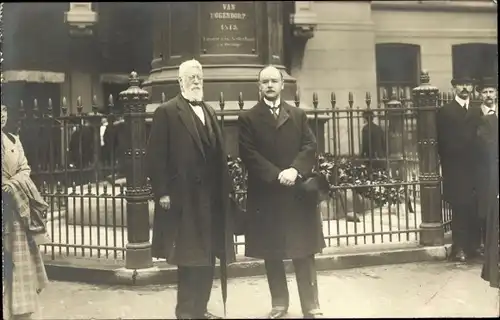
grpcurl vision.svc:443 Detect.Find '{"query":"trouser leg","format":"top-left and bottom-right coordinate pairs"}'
top-left (264, 259), bottom-right (289, 309)
top-left (466, 203), bottom-right (481, 254)
top-left (293, 255), bottom-right (320, 314)
top-left (176, 264), bottom-right (215, 318)
top-left (176, 267), bottom-right (195, 318)
top-left (193, 263), bottom-right (215, 316)
top-left (451, 204), bottom-right (469, 251)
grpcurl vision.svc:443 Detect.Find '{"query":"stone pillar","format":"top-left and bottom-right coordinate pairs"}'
top-left (119, 72), bottom-right (153, 269)
top-left (143, 1), bottom-right (296, 105)
top-left (290, 1), bottom-right (376, 107)
top-left (412, 71), bottom-right (444, 246)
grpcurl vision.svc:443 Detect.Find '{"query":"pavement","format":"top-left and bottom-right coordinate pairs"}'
top-left (34, 261), bottom-right (499, 319)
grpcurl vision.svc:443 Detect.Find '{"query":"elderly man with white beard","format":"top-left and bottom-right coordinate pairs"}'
top-left (146, 59), bottom-right (236, 319)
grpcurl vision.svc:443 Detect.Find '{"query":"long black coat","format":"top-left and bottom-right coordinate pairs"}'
top-left (437, 100), bottom-right (482, 206)
top-left (361, 122), bottom-right (386, 170)
top-left (477, 111), bottom-right (499, 288)
top-left (361, 122), bottom-right (386, 159)
top-left (146, 94), bottom-right (236, 267)
top-left (238, 101), bottom-right (326, 260)
top-left (69, 125), bottom-right (95, 168)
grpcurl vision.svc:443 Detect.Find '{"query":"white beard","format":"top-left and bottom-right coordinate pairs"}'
top-left (183, 87), bottom-right (204, 102)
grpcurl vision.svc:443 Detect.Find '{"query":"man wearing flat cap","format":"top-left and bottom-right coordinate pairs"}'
top-left (475, 76), bottom-right (499, 288)
top-left (437, 75), bottom-right (484, 262)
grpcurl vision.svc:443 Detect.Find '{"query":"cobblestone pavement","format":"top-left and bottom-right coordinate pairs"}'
top-left (34, 261), bottom-right (499, 319)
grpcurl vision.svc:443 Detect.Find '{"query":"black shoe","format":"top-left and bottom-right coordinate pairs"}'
top-left (268, 307), bottom-right (288, 319)
top-left (450, 248), bottom-right (467, 262)
top-left (201, 312), bottom-right (223, 319)
top-left (303, 308), bottom-right (323, 318)
top-left (466, 244), bottom-right (485, 259)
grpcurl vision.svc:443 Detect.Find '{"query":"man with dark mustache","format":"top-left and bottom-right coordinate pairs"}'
top-left (437, 75), bottom-right (483, 262)
top-left (238, 66), bottom-right (325, 319)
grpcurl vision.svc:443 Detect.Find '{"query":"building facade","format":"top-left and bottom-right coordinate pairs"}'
top-left (2, 1), bottom-right (497, 117)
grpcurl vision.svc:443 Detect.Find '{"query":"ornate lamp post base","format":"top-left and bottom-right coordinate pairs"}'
top-left (114, 266), bottom-right (160, 285)
top-left (419, 222), bottom-right (445, 246)
top-left (125, 242), bottom-right (154, 270)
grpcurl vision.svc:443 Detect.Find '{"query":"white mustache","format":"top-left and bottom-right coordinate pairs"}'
top-left (184, 88), bottom-right (204, 102)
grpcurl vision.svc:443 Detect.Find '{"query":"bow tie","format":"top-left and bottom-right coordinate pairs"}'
top-left (189, 100), bottom-right (202, 106)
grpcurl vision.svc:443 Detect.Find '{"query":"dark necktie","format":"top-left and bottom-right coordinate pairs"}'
top-left (189, 100), bottom-right (202, 106)
top-left (463, 103), bottom-right (467, 111)
top-left (270, 104), bottom-right (279, 119)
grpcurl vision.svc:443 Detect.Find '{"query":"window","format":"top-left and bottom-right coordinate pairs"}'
top-left (376, 44), bottom-right (421, 103)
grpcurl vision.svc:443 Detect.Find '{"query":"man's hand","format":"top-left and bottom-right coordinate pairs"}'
top-left (159, 195), bottom-right (171, 210)
top-left (2, 184), bottom-right (12, 194)
top-left (278, 168), bottom-right (299, 187)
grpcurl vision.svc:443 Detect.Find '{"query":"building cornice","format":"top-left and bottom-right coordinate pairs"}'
top-left (375, 28), bottom-right (497, 39)
top-left (290, 1), bottom-right (317, 40)
top-left (371, 1), bottom-right (497, 13)
top-left (3, 70), bottom-right (65, 83)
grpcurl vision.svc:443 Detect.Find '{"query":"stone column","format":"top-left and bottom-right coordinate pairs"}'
top-left (412, 71), bottom-right (444, 246)
top-left (143, 1), bottom-right (296, 104)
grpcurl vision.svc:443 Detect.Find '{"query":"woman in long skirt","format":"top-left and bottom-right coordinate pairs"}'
top-left (2, 104), bottom-right (49, 319)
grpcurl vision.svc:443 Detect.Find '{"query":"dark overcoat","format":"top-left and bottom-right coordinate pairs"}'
top-left (69, 125), bottom-right (95, 168)
top-left (361, 122), bottom-right (386, 170)
top-left (238, 100), bottom-right (326, 260)
top-left (361, 122), bottom-right (386, 159)
top-left (476, 111), bottom-right (499, 288)
top-left (436, 100), bottom-right (482, 206)
top-left (146, 94), bottom-right (236, 267)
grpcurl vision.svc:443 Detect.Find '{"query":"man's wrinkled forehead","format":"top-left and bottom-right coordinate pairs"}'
top-left (183, 66), bottom-right (203, 77)
top-left (481, 87), bottom-right (497, 92)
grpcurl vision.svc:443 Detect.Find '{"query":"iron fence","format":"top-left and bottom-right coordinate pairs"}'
top-left (9, 71), bottom-right (448, 264)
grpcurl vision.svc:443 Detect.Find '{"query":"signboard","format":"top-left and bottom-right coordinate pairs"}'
top-left (200, 2), bottom-right (257, 55)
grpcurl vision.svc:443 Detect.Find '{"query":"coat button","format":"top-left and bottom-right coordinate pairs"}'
top-left (195, 176), bottom-right (201, 183)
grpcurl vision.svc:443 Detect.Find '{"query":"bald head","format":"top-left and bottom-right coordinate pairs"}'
top-left (258, 65), bottom-right (284, 101)
top-left (258, 66), bottom-right (283, 82)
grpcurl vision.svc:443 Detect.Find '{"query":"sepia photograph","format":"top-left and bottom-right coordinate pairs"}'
top-left (1, 1), bottom-right (498, 319)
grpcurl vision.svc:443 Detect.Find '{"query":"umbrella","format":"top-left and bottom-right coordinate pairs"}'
top-left (219, 194), bottom-right (241, 318)
top-left (220, 254), bottom-right (228, 318)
